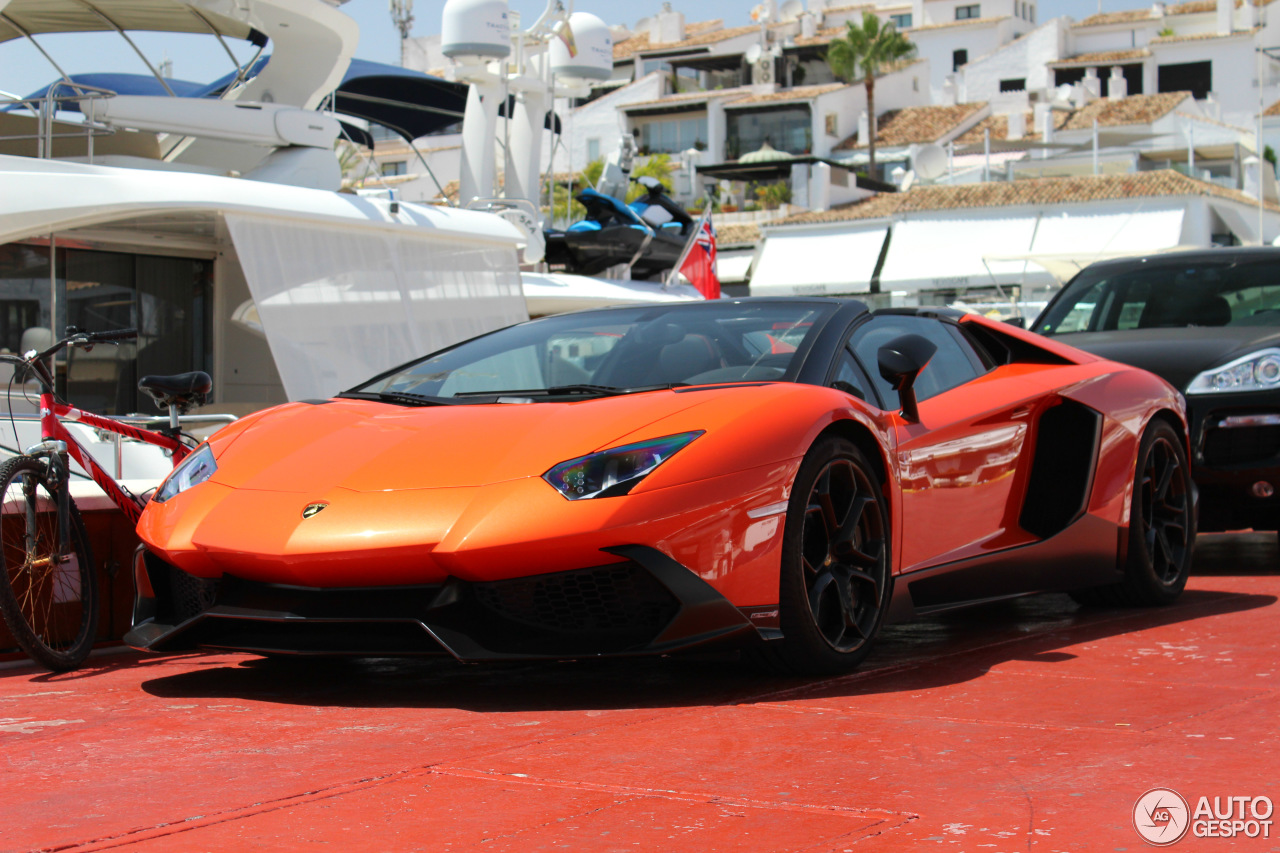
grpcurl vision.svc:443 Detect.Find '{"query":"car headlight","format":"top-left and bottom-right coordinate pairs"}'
top-left (153, 444), bottom-right (217, 503)
top-left (543, 431), bottom-right (703, 500)
top-left (1186, 348), bottom-right (1280, 395)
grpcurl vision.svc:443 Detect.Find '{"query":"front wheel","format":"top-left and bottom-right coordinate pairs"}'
top-left (1073, 420), bottom-right (1193, 607)
top-left (757, 436), bottom-right (893, 676)
top-left (0, 456), bottom-right (97, 671)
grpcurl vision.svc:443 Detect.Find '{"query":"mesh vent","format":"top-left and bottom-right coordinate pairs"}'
top-left (1204, 425), bottom-right (1280, 467)
top-left (473, 562), bottom-right (678, 637)
top-left (168, 566), bottom-right (217, 623)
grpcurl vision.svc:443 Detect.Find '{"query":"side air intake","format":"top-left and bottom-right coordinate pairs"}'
top-left (1019, 398), bottom-right (1102, 539)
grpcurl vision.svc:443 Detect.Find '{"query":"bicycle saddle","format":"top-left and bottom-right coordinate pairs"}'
top-left (138, 372), bottom-right (212, 412)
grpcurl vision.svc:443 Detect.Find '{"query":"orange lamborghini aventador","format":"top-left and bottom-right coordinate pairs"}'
top-left (125, 299), bottom-right (1195, 674)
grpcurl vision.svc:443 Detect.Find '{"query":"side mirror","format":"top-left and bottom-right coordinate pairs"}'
top-left (877, 333), bottom-right (937, 422)
top-left (1003, 315), bottom-right (1026, 329)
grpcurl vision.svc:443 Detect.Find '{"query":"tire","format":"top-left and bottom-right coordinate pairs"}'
top-left (1072, 420), bottom-right (1193, 608)
top-left (0, 457), bottom-right (97, 671)
top-left (756, 436), bottom-right (893, 676)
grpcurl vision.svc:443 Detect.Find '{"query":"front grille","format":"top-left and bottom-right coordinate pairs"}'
top-left (169, 567), bottom-right (218, 622)
top-left (1203, 424), bottom-right (1280, 467)
top-left (473, 562), bottom-right (678, 637)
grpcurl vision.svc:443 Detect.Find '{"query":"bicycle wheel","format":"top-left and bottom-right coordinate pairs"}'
top-left (0, 456), bottom-right (97, 671)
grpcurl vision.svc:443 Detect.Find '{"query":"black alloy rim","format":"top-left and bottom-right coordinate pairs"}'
top-left (801, 458), bottom-right (888, 652)
top-left (1141, 436), bottom-right (1189, 585)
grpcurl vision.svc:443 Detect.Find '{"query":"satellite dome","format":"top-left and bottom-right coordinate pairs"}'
top-left (550, 12), bottom-right (612, 83)
top-left (442, 0), bottom-right (511, 62)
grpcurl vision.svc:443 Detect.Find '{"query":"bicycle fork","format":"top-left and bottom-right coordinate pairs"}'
top-left (23, 439), bottom-right (74, 589)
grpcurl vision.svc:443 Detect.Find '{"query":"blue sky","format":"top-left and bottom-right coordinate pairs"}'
top-left (1, 0), bottom-right (1148, 99)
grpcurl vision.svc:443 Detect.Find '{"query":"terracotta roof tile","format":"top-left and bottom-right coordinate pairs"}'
top-left (1150, 26), bottom-right (1259, 44)
top-left (1165, 0), bottom-right (1217, 13)
top-left (1048, 48), bottom-right (1151, 67)
top-left (715, 222), bottom-right (761, 246)
top-left (792, 26), bottom-right (844, 47)
top-left (835, 102), bottom-right (987, 150)
top-left (1058, 91), bottom-right (1190, 130)
top-left (773, 170), bottom-right (1280, 226)
top-left (613, 23), bottom-right (759, 60)
top-left (726, 82), bottom-right (853, 106)
top-left (1076, 0), bottom-right (1233, 27)
top-left (1265, 97), bottom-right (1280, 116)
top-left (1075, 8), bottom-right (1152, 27)
top-left (953, 110), bottom-right (1070, 145)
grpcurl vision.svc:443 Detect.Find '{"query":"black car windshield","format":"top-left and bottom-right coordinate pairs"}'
top-left (349, 301), bottom-right (833, 401)
top-left (1036, 257), bottom-right (1280, 335)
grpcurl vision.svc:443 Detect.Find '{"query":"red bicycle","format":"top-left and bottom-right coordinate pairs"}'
top-left (0, 327), bottom-right (220, 670)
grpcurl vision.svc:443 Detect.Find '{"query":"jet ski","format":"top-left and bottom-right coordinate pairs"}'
top-left (545, 176), bottom-right (695, 279)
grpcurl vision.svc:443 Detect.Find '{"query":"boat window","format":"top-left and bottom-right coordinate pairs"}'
top-left (0, 244), bottom-right (212, 415)
top-left (1037, 259), bottom-right (1280, 335)
top-left (354, 301), bottom-right (835, 401)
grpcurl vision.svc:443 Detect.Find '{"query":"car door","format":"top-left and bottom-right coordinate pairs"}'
top-left (846, 314), bottom-right (1044, 573)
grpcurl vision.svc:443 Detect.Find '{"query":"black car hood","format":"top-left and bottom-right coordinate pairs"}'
top-left (1055, 327), bottom-right (1280, 391)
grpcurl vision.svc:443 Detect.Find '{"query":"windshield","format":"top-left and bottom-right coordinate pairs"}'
top-left (350, 301), bottom-right (833, 402)
top-left (1037, 258), bottom-right (1280, 335)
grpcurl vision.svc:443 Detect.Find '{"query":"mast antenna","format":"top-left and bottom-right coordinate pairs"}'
top-left (390, 0), bottom-right (415, 41)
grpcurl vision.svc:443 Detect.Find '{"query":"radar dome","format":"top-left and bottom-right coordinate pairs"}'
top-left (550, 12), bottom-right (612, 84)
top-left (442, 0), bottom-right (511, 62)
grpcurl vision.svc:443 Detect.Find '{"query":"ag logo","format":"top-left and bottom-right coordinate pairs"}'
top-left (302, 502), bottom-right (328, 519)
top-left (1134, 787), bottom-right (1190, 846)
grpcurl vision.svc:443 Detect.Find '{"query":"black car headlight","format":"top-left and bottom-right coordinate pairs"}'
top-left (1186, 348), bottom-right (1280, 395)
top-left (153, 444), bottom-right (217, 503)
top-left (543, 431), bottom-right (703, 500)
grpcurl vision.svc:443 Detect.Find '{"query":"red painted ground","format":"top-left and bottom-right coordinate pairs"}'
top-left (2, 533), bottom-right (1277, 852)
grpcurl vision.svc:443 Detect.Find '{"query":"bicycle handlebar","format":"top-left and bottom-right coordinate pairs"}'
top-left (82, 329), bottom-right (137, 344)
top-left (35, 327), bottom-right (137, 363)
top-left (0, 328), bottom-right (138, 392)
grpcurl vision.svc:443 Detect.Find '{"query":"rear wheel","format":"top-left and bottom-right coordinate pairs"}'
top-left (757, 436), bottom-right (892, 676)
top-left (1072, 420), bottom-right (1193, 607)
top-left (0, 457), bottom-right (97, 671)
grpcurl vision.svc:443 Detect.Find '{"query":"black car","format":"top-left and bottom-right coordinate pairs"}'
top-left (1035, 247), bottom-right (1280, 534)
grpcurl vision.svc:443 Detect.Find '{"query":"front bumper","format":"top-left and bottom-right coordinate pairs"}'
top-left (1189, 397), bottom-right (1280, 531)
top-left (123, 545), bottom-right (767, 660)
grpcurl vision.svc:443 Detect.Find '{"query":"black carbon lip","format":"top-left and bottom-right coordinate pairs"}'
top-left (127, 547), bottom-right (762, 660)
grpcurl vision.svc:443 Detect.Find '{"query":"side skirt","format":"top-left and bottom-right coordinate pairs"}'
top-left (885, 513), bottom-right (1124, 623)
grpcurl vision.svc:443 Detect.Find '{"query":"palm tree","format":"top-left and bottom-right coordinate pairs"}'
top-left (826, 12), bottom-right (916, 176)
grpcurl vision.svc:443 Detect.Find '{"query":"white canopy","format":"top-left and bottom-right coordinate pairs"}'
top-left (878, 215), bottom-right (1040, 293)
top-left (751, 226), bottom-right (888, 294)
top-left (986, 208), bottom-right (1187, 282)
top-left (0, 0), bottom-right (254, 42)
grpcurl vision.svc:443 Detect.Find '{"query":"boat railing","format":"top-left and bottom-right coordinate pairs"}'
top-left (0, 81), bottom-right (117, 162)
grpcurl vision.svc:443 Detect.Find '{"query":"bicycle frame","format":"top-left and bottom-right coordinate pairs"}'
top-left (32, 393), bottom-right (190, 525)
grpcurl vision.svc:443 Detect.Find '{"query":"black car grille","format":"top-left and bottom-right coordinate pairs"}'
top-left (1203, 424), bottom-right (1280, 467)
top-left (473, 561), bottom-right (679, 638)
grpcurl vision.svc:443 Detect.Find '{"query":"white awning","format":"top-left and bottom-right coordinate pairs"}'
top-left (751, 226), bottom-right (888, 294)
top-left (1030, 208), bottom-right (1185, 257)
top-left (878, 215), bottom-right (1040, 293)
top-left (716, 251), bottom-right (755, 284)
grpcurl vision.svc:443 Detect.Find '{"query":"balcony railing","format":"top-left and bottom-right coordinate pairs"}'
top-left (0, 81), bottom-right (117, 161)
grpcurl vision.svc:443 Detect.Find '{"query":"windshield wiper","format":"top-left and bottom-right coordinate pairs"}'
top-left (342, 390), bottom-right (458, 406)
top-left (451, 383), bottom-right (686, 399)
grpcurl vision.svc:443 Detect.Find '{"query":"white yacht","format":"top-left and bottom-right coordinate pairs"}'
top-left (0, 0), bottom-right (699, 440)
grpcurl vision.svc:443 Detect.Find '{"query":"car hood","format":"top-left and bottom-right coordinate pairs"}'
top-left (206, 392), bottom-right (717, 493)
top-left (1052, 327), bottom-right (1280, 391)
